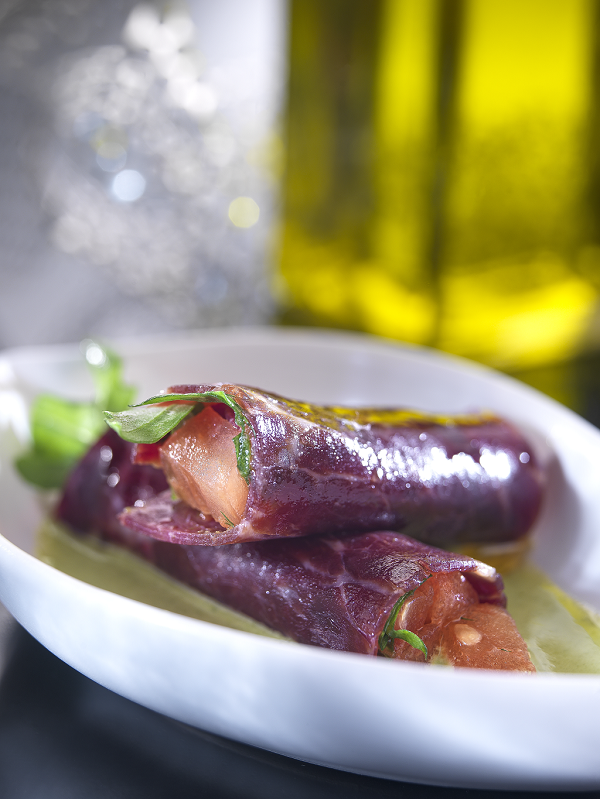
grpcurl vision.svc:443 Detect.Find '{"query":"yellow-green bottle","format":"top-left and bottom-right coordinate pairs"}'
top-left (279, 0), bottom-right (600, 371)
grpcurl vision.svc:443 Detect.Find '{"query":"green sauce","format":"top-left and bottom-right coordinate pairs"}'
top-left (503, 563), bottom-right (600, 674)
top-left (37, 520), bottom-right (284, 640)
top-left (37, 521), bottom-right (600, 672)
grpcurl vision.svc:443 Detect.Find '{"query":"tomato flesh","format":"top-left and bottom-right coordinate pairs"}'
top-left (159, 406), bottom-right (249, 527)
top-left (393, 572), bottom-right (535, 672)
top-left (440, 603), bottom-right (535, 671)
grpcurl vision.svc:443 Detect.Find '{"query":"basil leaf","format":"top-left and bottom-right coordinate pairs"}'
top-left (104, 403), bottom-right (195, 444)
top-left (14, 451), bottom-right (78, 490)
top-left (15, 340), bottom-right (136, 490)
top-left (86, 343), bottom-right (136, 413)
top-left (16, 398), bottom-right (106, 489)
top-left (388, 628), bottom-right (428, 659)
top-left (30, 396), bottom-right (104, 457)
top-left (379, 575), bottom-right (430, 658)
top-left (221, 513), bottom-right (235, 529)
top-left (104, 390), bottom-right (252, 484)
top-left (379, 589), bottom-right (416, 654)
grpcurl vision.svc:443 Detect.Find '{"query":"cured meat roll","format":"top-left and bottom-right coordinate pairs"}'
top-left (56, 430), bottom-right (535, 672)
top-left (104, 384), bottom-right (544, 548)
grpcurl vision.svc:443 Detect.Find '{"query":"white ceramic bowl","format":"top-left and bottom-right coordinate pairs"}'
top-left (1, 328), bottom-right (599, 791)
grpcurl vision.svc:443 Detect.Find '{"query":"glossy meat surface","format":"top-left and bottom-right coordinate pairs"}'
top-left (56, 432), bottom-right (534, 669)
top-left (125, 530), bottom-right (507, 656)
top-left (56, 429), bottom-right (168, 539)
top-left (57, 445), bottom-right (505, 656)
top-left (120, 383), bottom-right (544, 547)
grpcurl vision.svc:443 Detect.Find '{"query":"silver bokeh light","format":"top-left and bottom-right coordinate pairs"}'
top-left (0, 0), bottom-right (287, 346)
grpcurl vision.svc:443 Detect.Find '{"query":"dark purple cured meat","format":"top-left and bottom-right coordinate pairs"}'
top-left (55, 432), bottom-right (535, 669)
top-left (156, 532), bottom-right (506, 654)
top-left (118, 384), bottom-right (545, 547)
top-left (74, 510), bottom-right (508, 655)
top-left (56, 428), bottom-right (168, 540)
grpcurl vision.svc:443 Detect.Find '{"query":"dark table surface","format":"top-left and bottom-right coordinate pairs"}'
top-left (2, 351), bottom-right (600, 799)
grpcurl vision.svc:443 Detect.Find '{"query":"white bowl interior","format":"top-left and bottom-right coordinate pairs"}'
top-left (0, 327), bottom-right (599, 791)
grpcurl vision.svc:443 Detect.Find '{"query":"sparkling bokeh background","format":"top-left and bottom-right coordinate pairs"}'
top-left (4, 0), bottom-right (600, 392)
top-left (0, 0), bottom-right (287, 348)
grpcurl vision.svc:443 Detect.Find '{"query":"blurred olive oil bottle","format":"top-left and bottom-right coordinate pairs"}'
top-left (278, 0), bottom-right (600, 370)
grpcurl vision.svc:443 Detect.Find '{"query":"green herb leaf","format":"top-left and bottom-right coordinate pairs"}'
top-left (387, 628), bottom-right (428, 659)
top-left (29, 396), bottom-right (104, 457)
top-left (15, 340), bottom-right (136, 490)
top-left (104, 390), bottom-right (253, 484)
top-left (83, 340), bottom-right (136, 413)
top-left (14, 451), bottom-right (77, 490)
top-left (104, 403), bottom-right (195, 444)
top-left (379, 575), bottom-right (430, 658)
